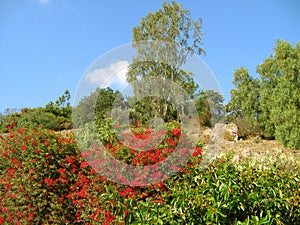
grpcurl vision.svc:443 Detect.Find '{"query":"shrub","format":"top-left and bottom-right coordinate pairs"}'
top-left (231, 117), bottom-right (262, 139)
top-left (0, 128), bottom-right (85, 224)
top-left (0, 126), bottom-right (299, 224)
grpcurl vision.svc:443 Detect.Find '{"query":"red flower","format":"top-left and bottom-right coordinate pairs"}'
top-left (192, 147), bottom-right (202, 157)
top-left (119, 187), bottom-right (135, 198)
top-left (165, 138), bottom-right (177, 147)
top-left (4, 184), bottom-right (12, 189)
top-left (153, 172), bottom-right (163, 179)
top-left (124, 210), bottom-right (129, 217)
top-left (45, 154), bottom-right (52, 159)
top-left (11, 158), bottom-right (19, 165)
top-left (0, 217), bottom-right (5, 224)
top-left (169, 165), bottom-right (180, 171)
top-left (153, 199), bottom-right (163, 204)
top-left (44, 178), bottom-right (54, 186)
top-left (66, 193), bottom-right (73, 199)
top-left (20, 145), bottom-right (27, 151)
top-left (104, 212), bottom-right (115, 223)
top-left (1, 207), bottom-right (8, 213)
top-left (32, 140), bottom-right (37, 146)
top-left (80, 161), bottom-right (89, 169)
top-left (188, 163), bottom-right (194, 168)
top-left (58, 168), bottom-right (65, 174)
top-left (113, 123), bottom-right (120, 128)
top-left (180, 168), bottom-right (186, 173)
top-left (77, 186), bottom-right (87, 198)
top-left (17, 128), bottom-right (26, 134)
top-left (171, 128), bottom-right (181, 137)
top-left (154, 181), bottom-right (164, 190)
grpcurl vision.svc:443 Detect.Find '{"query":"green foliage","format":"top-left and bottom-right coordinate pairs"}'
top-left (195, 90), bottom-right (225, 127)
top-left (73, 87), bottom-right (124, 127)
top-left (228, 40), bottom-right (300, 149)
top-left (127, 1), bottom-right (205, 123)
top-left (130, 155), bottom-right (300, 225)
top-left (128, 96), bottom-right (179, 126)
top-left (45, 90), bottom-right (72, 119)
top-left (17, 108), bottom-right (61, 130)
top-left (1, 126), bottom-right (299, 224)
top-left (227, 67), bottom-right (260, 122)
top-left (0, 128), bottom-right (83, 224)
top-left (0, 90), bottom-right (72, 132)
top-left (131, 1), bottom-right (205, 55)
top-left (229, 116), bottom-right (261, 139)
top-left (0, 111), bottom-right (20, 133)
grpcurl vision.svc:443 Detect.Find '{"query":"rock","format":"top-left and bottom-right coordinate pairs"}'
top-left (241, 148), bottom-right (251, 158)
top-left (224, 123), bottom-right (238, 141)
top-left (209, 123), bottom-right (226, 145)
top-left (189, 133), bottom-right (200, 142)
top-left (232, 155), bottom-right (240, 162)
top-left (274, 148), bottom-right (283, 154)
top-left (199, 123), bottom-right (238, 144)
top-left (201, 128), bottom-right (212, 144)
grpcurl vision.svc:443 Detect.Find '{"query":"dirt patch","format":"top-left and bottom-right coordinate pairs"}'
top-left (221, 139), bottom-right (299, 156)
top-left (218, 138), bottom-right (300, 173)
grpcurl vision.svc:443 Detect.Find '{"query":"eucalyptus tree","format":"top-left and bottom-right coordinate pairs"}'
top-left (126, 1), bottom-right (205, 124)
top-left (228, 40), bottom-right (300, 149)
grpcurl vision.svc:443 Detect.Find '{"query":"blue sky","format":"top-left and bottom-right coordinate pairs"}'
top-left (0, 0), bottom-right (299, 112)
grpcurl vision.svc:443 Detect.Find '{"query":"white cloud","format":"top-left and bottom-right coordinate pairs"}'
top-left (85, 60), bottom-right (129, 89)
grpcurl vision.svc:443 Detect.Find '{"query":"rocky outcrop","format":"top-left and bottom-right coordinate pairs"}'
top-left (200, 123), bottom-right (238, 144)
top-left (224, 123), bottom-right (238, 141)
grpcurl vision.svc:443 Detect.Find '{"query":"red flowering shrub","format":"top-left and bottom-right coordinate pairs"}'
top-left (2, 124), bottom-right (297, 224)
top-left (0, 128), bottom-right (85, 224)
top-left (0, 123), bottom-right (202, 224)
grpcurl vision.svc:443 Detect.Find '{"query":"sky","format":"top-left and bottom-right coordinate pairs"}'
top-left (0, 0), bottom-right (299, 112)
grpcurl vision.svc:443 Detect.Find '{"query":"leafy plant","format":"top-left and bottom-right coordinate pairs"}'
top-left (227, 40), bottom-right (300, 149)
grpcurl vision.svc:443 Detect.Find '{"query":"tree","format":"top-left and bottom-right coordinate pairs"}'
top-left (73, 87), bottom-right (124, 126)
top-left (257, 40), bottom-right (300, 148)
top-left (195, 90), bottom-right (224, 127)
top-left (227, 67), bottom-right (260, 122)
top-left (228, 40), bottom-right (300, 149)
top-left (126, 1), bottom-right (205, 124)
top-left (202, 90), bottom-right (225, 126)
top-left (45, 90), bottom-right (72, 118)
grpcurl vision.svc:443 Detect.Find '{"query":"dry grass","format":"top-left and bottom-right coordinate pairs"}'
top-left (219, 139), bottom-right (300, 174)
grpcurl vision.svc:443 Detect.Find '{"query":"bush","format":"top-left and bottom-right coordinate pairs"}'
top-left (0, 128), bottom-right (85, 224)
top-left (231, 117), bottom-right (262, 140)
top-left (16, 108), bottom-right (61, 130)
top-left (0, 127), bottom-right (299, 224)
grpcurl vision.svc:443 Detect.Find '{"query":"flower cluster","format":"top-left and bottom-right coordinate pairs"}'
top-left (0, 124), bottom-right (202, 224)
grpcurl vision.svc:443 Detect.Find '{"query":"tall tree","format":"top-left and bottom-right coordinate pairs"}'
top-left (126, 1), bottom-right (205, 123)
top-left (227, 67), bottom-right (260, 122)
top-left (195, 90), bottom-right (225, 127)
top-left (257, 40), bottom-right (300, 148)
top-left (73, 87), bottom-right (123, 126)
top-left (228, 40), bottom-right (300, 149)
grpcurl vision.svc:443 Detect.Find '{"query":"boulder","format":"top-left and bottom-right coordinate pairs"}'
top-left (199, 123), bottom-right (238, 143)
top-left (201, 128), bottom-right (212, 144)
top-left (224, 123), bottom-right (238, 141)
top-left (209, 123), bottom-right (226, 145)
